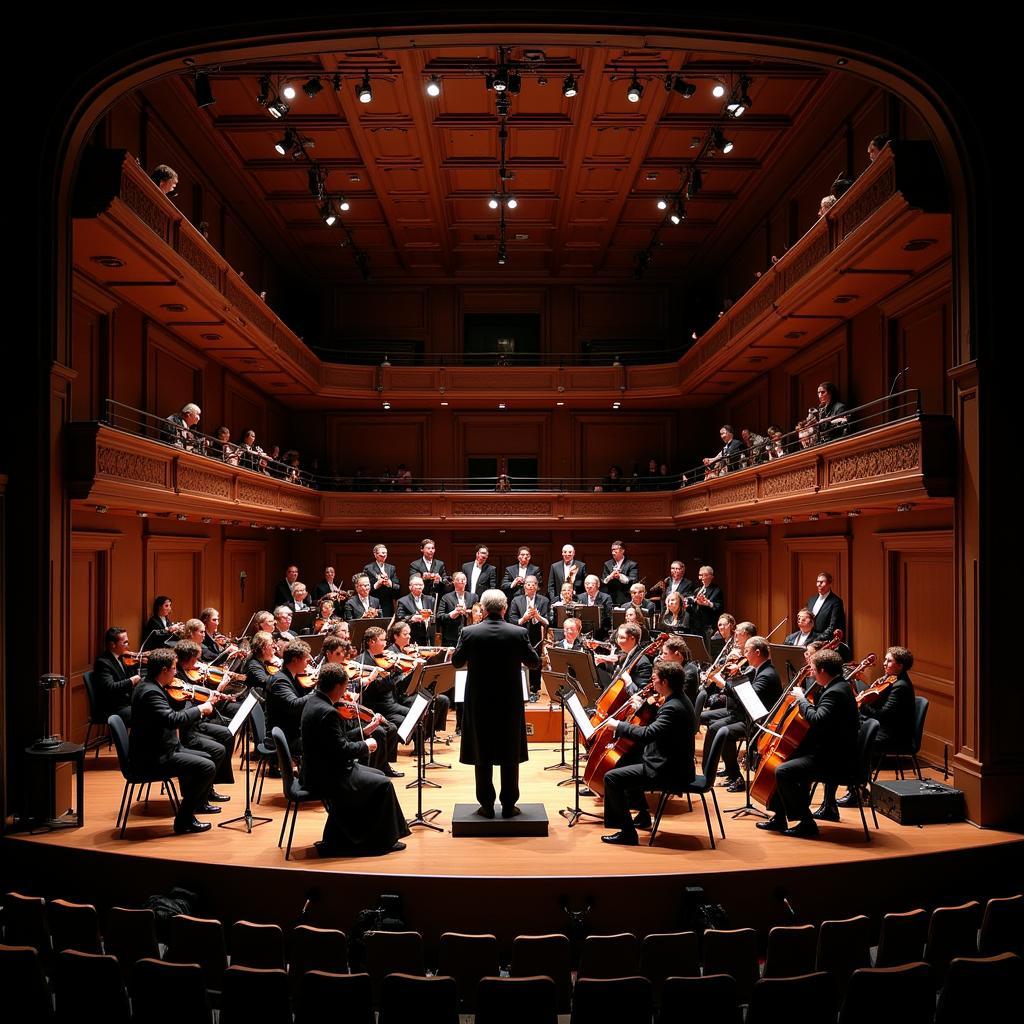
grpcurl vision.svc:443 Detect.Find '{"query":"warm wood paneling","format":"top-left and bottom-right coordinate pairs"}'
top-left (221, 540), bottom-right (268, 636)
top-left (144, 534), bottom-right (209, 622)
top-left (576, 414), bottom-right (674, 479)
top-left (144, 321), bottom-right (205, 421)
top-left (724, 540), bottom-right (770, 632)
top-left (69, 535), bottom-right (114, 744)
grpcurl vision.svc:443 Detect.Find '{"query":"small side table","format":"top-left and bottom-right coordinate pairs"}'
top-left (24, 741), bottom-right (86, 831)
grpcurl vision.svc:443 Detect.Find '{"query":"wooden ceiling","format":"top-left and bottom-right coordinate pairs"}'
top-left (163, 43), bottom-right (832, 282)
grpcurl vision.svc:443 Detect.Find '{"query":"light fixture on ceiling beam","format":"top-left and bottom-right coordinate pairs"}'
top-left (505, 194), bottom-right (518, 210)
top-left (657, 196), bottom-right (669, 211)
top-left (497, 245), bottom-right (508, 266)
top-left (488, 194), bottom-right (500, 210)
top-left (726, 75), bottom-right (753, 118)
top-left (626, 70), bottom-right (643, 103)
top-left (687, 167), bottom-right (703, 198)
top-left (712, 81), bottom-right (726, 98)
top-left (562, 74), bottom-right (578, 98)
top-left (669, 198), bottom-right (685, 225)
top-left (356, 70), bottom-right (372, 104)
top-left (267, 98), bottom-right (289, 119)
top-left (256, 74), bottom-right (271, 106)
top-left (281, 82), bottom-right (297, 101)
top-left (194, 71), bottom-right (215, 108)
top-left (337, 195), bottom-right (350, 212)
top-left (274, 128), bottom-right (295, 155)
top-left (711, 128), bottom-right (734, 154)
top-left (426, 74), bottom-right (441, 97)
top-left (319, 201), bottom-right (337, 226)
top-left (664, 73), bottom-right (696, 99)
top-left (302, 76), bottom-right (323, 99)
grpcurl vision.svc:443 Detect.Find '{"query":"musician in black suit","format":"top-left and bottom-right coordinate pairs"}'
top-left (409, 537), bottom-right (447, 599)
top-left (199, 608), bottom-right (225, 661)
top-left (510, 575), bottom-right (549, 700)
top-left (552, 616), bottom-right (584, 651)
top-left (142, 595), bottom-right (177, 650)
top-left (501, 546), bottom-right (541, 604)
top-left (389, 620), bottom-right (450, 736)
top-left (601, 660), bottom-right (697, 845)
top-left (685, 566), bottom-right (725, 641)
top-left (817, 646), bottom-right (918, 817)
top-left (580, 575), bottom-right (615, 639)
top-left (343, 574), bottom-right (382, 622)
top-left (785, 608), bottom-right (819, 648)
top-left (601, 540), bottom-right (639, 607)
top-left (311, 566), bottom-right (345, 604)
top-left (814, 381), bottom-right (849, 443)
top-left (663, 560), bottom-right (695, 608)
top-left (266, 640), bottom-right (315, 758)
top-left (619, 582), bottom-right (656, 619)
top-left (807, 572), bottom-right (846, 639)
top-left (703, 424), bottom-right (747, 475)
top-left (709, 637), bottom-right (782, 791)
top-left (272, 607), bottom-right (298, 643)
top-left (438, 572), bottom-right (477, 648)
top-left (299, 662), bottom-right (410, 857)
top-left (363, 544), bottom-right (401, 617)
top-left (594, 623), bottom-right (652, 695)
top-left (272, 565), bottom-right (300, 609)
top-left (283, 583), bottom-right (312, 614)
top-left (659, 636), bottom-right (700, 704)
top-left (548, 544), bottom-right (587, 603)
top-left (243, 632), bottom-right (278, 696)
top-left (395, 576), bottom-right (435, 646)
top-left (462, 545), bottom-right (498, 597)
top-left (351, 627), bottom-right (407, 775)
top-left (93, 627), bottom-right (142, 724)
top-left (452, 589), bottom-right (541, 818)
top-left (756, 648), bottom-right (859, 838)
top-left (129, 647), bottom-right (219, 834)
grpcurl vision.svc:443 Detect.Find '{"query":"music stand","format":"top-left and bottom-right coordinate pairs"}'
top-left (541, 669), bottom-right (574, 778)
top-left (770, 642), bottom-right (807, 684)
top-left (721, 679), bottom-right (771, 820)
top-left (347, 615), bottom-right (386, 649)
top-left (556, 684), bottom-right (603, 828)
top-left (291, 610), bottom-right (315, 634)
top-left (418, 663), bottom-right (455, 772)
top-left (548, 648), bottom-right (602, 706)
top-left (397, 686), bottom-right (443, 831)
top-left (681, 633), bottom-right (713, 664)
top-left (219, 691), bottom-right (273, 833)
top-left (301, 633), bottom-right (328, 657)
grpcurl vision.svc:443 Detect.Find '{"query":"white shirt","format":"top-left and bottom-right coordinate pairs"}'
top-left (812, 593), bottom-right (827, 615)
top-left (470, 565), bottom-right (483, 593)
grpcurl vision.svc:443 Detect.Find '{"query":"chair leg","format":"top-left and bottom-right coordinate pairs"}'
top-left (166, 778), bottom-right (181, 814)
top-left (279, 800), bottom-right (291, 848)
top-left (286, 802), bottom-right (300, 861)
top-left (855, 788), bottom-right (870, 842)
top-left (84, 722), bottom-right (94, 758)
top-left (912, 754), bottom-right (922, 780)
top-left (648, 792), bottom-right (671, 847)
top-left (699, 793), bottom-right (715, 849)
top-left (710, 788), bottom-right (726, 839)
top-left (256, 760), bottom-right (268, 804)
top-left (120, 783), bottom-right (135, 837)
top-left (686, 793), bottom-right (692, 811)
top-left (116, 781), bottom-right (131, 830)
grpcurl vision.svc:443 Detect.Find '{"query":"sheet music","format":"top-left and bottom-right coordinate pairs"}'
top-left (398, 691), bottom-right (432, 744)
top-left (455, 669), bottom-right (467, 703)
top-left (564, 692), bottom-right (596, 743)
top-left (228, 691), bottom-right (259, 737)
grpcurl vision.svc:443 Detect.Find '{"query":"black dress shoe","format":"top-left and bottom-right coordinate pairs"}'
top-left (208, 789), bottom-right (231, 802)
top-left (579, 787), bottom-right (595, 797)
top-left (477, 804), bottom-right (495, 818)
top-left (755, 815), bottom-right (788, 832)
top-left (501, 806), bottom-right (522, 819)
top-left (836, 790), bottom-right (860, 808)
top-left (383, 768), bottom-right (404, 778)
top-left (725, 779), bottom-right (746, 794)
top-left (195, 803), bottom-right (221, 815)
top-left (784, 819), bottom-right (820, 838)
top-left (812, 804), bottom-right (840, 822)
top-left (717, 776), bottom-right (740, 788)
top-left (632, 812), bottom-right (653, 829)
top-left (390, 841), bottom-right (407, 852)
top-left (173, 818), bottom-right (212, 835)
top-left (716, 768), bottom-right (730, 777)
top-left (601, 830), bottom-right (639, 846)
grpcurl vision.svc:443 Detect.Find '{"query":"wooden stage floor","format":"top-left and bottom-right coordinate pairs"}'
top-left (5, 719), bottom-right (1023, 939)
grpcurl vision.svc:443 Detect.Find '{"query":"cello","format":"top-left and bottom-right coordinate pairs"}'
top-left (749, 652), bottom-right (876, 808)
top-left (589, 633), bottom-right (669, 727)
top-left (582, 682), bottom-right (664, 797)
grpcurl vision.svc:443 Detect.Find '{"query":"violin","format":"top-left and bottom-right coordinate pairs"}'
top-left (334, 701), bottom-right (379, 725)
top-left (184, 662), bottom-right (247, 694)
top-left (121, 651), bottom-right (149, 666)
top-left (856, 673), bottom-right (898, 709)
top-left (163, 679), bottom-right (228, 705)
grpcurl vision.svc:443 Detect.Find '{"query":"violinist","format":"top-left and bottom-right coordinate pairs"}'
top-left (659, 591), bottom-right (686, 632)
top-left (601, 660), bottom-right (697, 846)
top-left (253, 609), bottom-right (276, 635)
top-left (510, 575), bottom-right (548, 701)
top-left (199, 607), bottom-right (229, 661)
top-left (701, 618), bottom-right (752, 717)
top-left (756, 648), bottom-right (858, 838)
top-left (299, 661), bottom-right (410, 857)
top-left (142, 595), bottom-right (177, 650)
top-left (314, 597), bottom-right (338, 634)
top-left (351, 626), bottom-right (407, 777)
top-left (815, 646), bottom-right (916, 817)
top-left (266, 640), bottom-right (316, 759)
top-left (396, 576), bottom-right (434, 646)
top-left (389, 620), bottom-right (450, 737)
top-left (311, 565), bottom-right (345, 604)
top-left (343, 574), bottom-right (382, 621)
top-left (93, 627), bottom-right (142, 724)
top-left (244, 631), bottom-right (278, 695)
top-left (129, 648), bottom-right (219, 835)
top-left (659, 637), bottom-right (700, 703)
top-left (710, 636), bottom-right (781, 792)
top-left (170, 640), bottom-right (233, 802)
top-left (321, 635), bottom-right (392, 773)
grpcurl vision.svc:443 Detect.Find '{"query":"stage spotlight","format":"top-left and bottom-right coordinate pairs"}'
top-left (194, 71), bottom-right (215, 108)
top-left (426, 74), bottom-right (441, 97)
top-left (505, 194), bottom-right (518, 209)
top-left (497, 246), bottom-right (508, 265)
top-left (302, 77), bottom-right (323, 99)
top-left (657, 197), bottom-right (668, 210)
top-left (670, 199), bottom-right (685, 225)
top-left (274, 129), bottom-right (295, 156)
top-left (338, 195), bottom-right (350, 212)
top-left (626, 71), bottom-right (643, 103)
top-left (492, 67), bottom-right (508, 92)
top-left (282, 82), bottom-right (297, 101)
top-left (257, 75), bottom-right (270, 106)
top-left (727, 76), bottom-right (752, 118)
top-left (488, 195), bottom-right (500, 210)
top-left (268, 98), bottom-right (289, 119)
top-left (669, 75), bottom-right (696, 99)
top-left (357, 71), bottom-right (372, 104)
top-left (712, 81), bottom-right (726, 98)
top-left (711, 128), bottom-right (734, 154)
top-left (320, 201), bottom-right (337, 226)
top-left (562, 74), bottom-right (578, 98)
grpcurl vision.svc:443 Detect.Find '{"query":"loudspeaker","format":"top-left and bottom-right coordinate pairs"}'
top-left (871, 779), bottom-right (965, 825)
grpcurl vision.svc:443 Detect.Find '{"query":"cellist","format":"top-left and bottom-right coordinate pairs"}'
top-left (813, 646), bottom-right (917, 819)
top-left (756, 648), bottom-right (858, 838)
top-left (600, 660), bottom-right (697, 846)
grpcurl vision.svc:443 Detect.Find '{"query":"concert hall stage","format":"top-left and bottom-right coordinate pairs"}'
top-left (4, 726), bottom-right (1022, 943)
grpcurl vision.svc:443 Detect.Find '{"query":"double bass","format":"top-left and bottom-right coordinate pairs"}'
top-left (749, 652), bottom-right (875, 808)
top-left (589, 633), bottom-right (669, 727)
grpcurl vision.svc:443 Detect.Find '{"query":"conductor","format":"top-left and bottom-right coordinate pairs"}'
top-left (452, 589), bottom-right (540, 819)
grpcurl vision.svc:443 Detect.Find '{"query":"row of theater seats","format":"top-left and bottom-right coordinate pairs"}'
top-left (1, 891), bottom-right (1022, 1022)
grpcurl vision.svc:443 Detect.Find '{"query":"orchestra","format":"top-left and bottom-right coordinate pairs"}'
top-left (108, 542), bottom-right (905, 851)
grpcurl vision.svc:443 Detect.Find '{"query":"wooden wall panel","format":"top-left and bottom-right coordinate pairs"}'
top-left (785, 326), bottom-right (847, 433)
top-left (576, 415), bottom-right (673, 479)
top-left (724, 540), bottom-right (770, 633)
top-left (783, 534), bottom-right (851, 640)
top-left (68, 537), bottom-right (113, 744)
top-left (222, 540), bottom-right (268, 634)
top-left (70, 303), bottom-right (103, 422)
top-left (144, 322), bottom-right (205, 422)
top-left (574, 287), bottom-right (665, 337)
top-left (886, 280), bottom-right (952, 417)
top-left (144, 535), bottom-right (208, 621)
top-left (326, 413), bottom-right (429, 477)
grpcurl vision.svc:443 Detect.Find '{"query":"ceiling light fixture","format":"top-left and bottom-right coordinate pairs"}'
top-left (665, 73), bottom-right (696, 99)
top-left (657, 197), bottom-right (668, 210)
top-left (626, 70), bottom-right (643, 103)
top-left (687, 167), bottom-right (703, 198)
top-left (426, 74), bottom-right (441, 97)
top-left (194, 71), bottom-right (215, 108)
top-left (712, 81), bottom-right (726, 98)
top-left (562, 74), bottom-right (578, 98)
top-left (670, 198), bottom-right (686, 225)
top-left (337, 195), bottom-right (350, 212)
top-left (488, 194), bottom-right (500, 210)
top-left (281, 82), bottom-right (297, 101)
top-left (302, 76), bottom-right (323, 99)
top-left (711, 128), bottom-right (734, 154)
top-left (505, 194), bottom-right (518, 210)
top-left (274, 128), bottom-right (295, 156)
top-left (356, 71), bottom-right (372, 104)
top-left (256, 75), bottom-right (271, 106)
top-left (319, 201), bottom-right (337, 226)
top-left (267, 98), bottom-right (289, 119)
top-left (727, 75), bottom-right (753, 118)
top-left (497, 245), bottom-right (508, 266)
